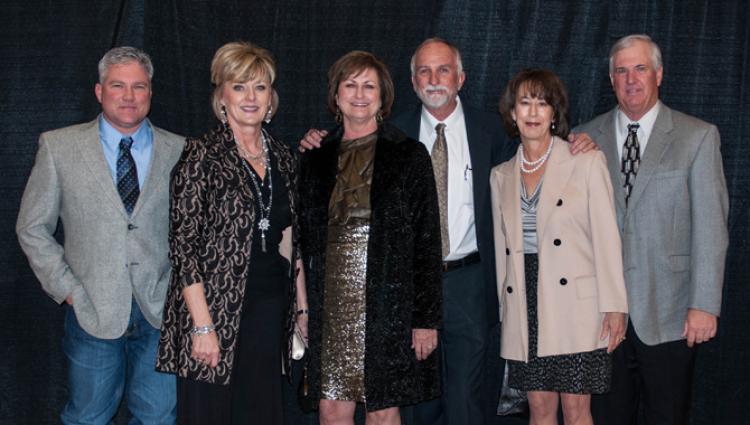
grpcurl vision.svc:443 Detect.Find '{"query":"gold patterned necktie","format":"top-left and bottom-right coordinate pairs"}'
top-left (431, 123), bottom-right (449, 258)
top-left (621, 123), bottom-right (640, 205)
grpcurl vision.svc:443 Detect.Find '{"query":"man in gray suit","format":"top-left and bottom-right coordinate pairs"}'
top-left (577, 34), bottom-right (729, 425)
top-left (17, 47), bottom-right (184, 424)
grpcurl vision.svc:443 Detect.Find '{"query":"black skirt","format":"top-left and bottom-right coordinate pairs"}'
top-left (507, 253), bottom-right (612, 394)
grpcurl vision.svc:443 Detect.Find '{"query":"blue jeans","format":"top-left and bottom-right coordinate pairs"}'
top-left (61, 300), bottom-right (176, 425)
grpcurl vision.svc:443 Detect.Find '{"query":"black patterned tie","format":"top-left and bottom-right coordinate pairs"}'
top-left (117, 137), bottom-right (140, 214)
top-left (621, 123), bottom-right (640, 204)
top-left (431, 123), bottom-right (449, 258)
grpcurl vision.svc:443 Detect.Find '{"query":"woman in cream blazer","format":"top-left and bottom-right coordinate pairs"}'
top-left (491, 69), bottom-right (628, 425)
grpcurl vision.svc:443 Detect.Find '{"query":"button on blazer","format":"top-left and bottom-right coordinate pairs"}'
top-left (491, 140), bottom-right (628, 361)
top-left (16, 117), bottom-right (184, 338)
top-left (575, 103), bottom-right (728, 345)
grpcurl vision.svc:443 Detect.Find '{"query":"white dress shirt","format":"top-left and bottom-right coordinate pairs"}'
top-left (419, 97), bottom-right (477, 261)
top-left (615, 101), bottom-right (661, 160)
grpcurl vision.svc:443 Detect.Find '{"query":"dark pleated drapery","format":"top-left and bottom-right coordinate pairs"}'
top-left (2, 1), bottom-right (748, 424)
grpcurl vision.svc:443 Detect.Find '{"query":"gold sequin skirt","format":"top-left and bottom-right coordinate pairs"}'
top-left (320, 223), bottom-right (369, 402)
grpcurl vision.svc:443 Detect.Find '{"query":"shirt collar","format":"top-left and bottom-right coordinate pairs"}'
top-left (98, 114), bottom-right (153, 152)
top-left (616, 100), bottom-right (660, 138)
top-left (421, 96), bottom-right (465, 134)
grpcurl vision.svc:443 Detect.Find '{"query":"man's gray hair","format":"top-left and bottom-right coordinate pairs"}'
top-left (609, 34), bottom-right (663, 74)
top-left (410, 37), bottom-right (464, 76)
top-left (98, 46), bottom-right (154, 83)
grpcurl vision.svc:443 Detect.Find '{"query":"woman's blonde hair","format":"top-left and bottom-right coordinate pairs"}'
top-left (210, 41), bottom-right (279, 121)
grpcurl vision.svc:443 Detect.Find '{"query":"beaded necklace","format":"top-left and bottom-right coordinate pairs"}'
top-left (239, 132), bottom-right (273, 252)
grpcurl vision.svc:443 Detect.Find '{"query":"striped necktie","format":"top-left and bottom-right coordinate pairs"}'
top-left (117, 136), bottom-right (140, 214)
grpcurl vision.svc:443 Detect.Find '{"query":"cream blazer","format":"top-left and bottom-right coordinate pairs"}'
top-left (490, 140), bottom-right (628, 362)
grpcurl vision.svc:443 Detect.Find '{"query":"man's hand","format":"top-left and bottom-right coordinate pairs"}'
top-left (412, 328), bottom-right (438, 361)
top-left (298, 129), bottom-right (328, 152)
top-left (683, 308), bottom-right (718, 347)
top-left (567, 132), bottom-right (598, 154)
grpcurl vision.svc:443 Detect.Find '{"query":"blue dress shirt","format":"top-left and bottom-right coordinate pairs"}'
top-left (98, 115), bottom-right (153, 189)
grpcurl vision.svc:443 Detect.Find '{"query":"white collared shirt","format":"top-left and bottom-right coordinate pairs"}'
top-left (615, 101), bottom-right (661, 160)
top-left (418, 97), bottom-right (477, 261)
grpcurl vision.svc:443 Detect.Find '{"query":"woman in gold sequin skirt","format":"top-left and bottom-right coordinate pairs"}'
top-left (299, 51), bottom-right (443, 424)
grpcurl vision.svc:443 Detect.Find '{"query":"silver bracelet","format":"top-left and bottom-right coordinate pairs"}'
top-left (190, 324), bottom-right (215, 335)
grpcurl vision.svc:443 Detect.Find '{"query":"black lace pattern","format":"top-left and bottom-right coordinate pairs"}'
top-left (157, 122), bottom-right (299, 385)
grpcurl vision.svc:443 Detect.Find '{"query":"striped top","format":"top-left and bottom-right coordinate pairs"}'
top-left (521, 177), bottom-right (543, 254)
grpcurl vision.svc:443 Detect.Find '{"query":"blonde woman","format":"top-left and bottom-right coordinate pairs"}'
top-left (157, 42), bottom-right (306, 425)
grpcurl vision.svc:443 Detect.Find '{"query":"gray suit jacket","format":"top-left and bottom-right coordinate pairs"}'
top-left (17, 116), bottom-right (184, 339)
top-left (576, 103), bottom-right (728, 345)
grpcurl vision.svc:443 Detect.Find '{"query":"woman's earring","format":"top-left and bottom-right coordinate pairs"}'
top-left (264, 105), bottom-right (273, 124)
top-left (220, 105), bottom-right (228, 125)
top-left (551, 121), bottom-right (557, 131)
top-left (335, 107), bottom-right (343, 124)
top-left (376, 110), bottom-right (383, 124)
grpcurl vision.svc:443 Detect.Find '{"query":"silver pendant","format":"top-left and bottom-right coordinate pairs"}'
top-left (258, 218), bottom-right (270, 231)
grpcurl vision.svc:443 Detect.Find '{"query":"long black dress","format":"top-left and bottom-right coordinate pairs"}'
top-left (176, 149), bottom-right (291, 425)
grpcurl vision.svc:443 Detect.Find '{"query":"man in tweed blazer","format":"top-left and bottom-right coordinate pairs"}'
top-left (577, 35), bottom-right (729, 425)
top-left (16, 47), bottom-right (184, 424)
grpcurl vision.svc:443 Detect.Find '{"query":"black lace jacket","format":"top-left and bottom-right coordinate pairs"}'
top-left (157, 122), bottom-right (299, 385)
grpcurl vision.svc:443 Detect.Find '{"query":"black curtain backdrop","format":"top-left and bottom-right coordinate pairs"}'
top-left (2, 1), bottom-right (748, 424)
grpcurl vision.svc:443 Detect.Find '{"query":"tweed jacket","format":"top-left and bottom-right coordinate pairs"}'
top-left (491, 141), bottom-right (628, 361)
top-left (16, 117), bottom-right (184, 338)
top-left (299, 123), bottom-right (443, 411)
top-left (575, 103), bottom-right (728, 345)
top-left (156, 123), bottom-right (300, 385)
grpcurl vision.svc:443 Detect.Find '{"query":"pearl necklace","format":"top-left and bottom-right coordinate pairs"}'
top-left (519, 136), bottom-right (555, 174)
top-left (239, 132), bottom-right (273, 252)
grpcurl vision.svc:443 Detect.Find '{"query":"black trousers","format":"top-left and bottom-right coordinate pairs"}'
top-left (591, 321), bottom-right (696, 425)
top-left (405, 262), bottom-right (505, 425)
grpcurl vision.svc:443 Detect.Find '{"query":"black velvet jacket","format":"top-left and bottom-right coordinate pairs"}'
top-left (299, 122), bottom-right (443, 411)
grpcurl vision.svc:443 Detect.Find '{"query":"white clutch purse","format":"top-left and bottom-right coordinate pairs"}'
top-left (292, 325), bottom-right (307, 360)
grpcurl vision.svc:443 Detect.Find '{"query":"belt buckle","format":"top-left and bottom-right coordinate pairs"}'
top-left (442, 259), bottom-right (459, 272)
